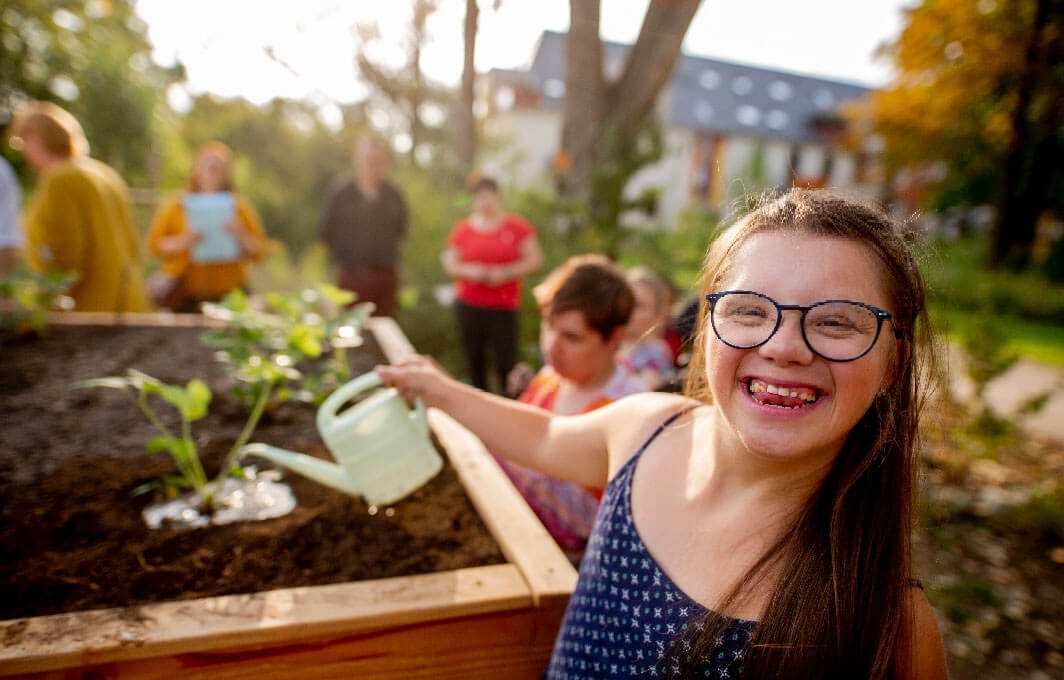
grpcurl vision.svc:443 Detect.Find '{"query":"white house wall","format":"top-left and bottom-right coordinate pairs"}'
top-left (622, 127), bottom-right (693, 229)
top-left (484, 109), bottom-right (874, 226)
top-left (484, 109), bottom-right (561, 188)
top-left (829, 153), bottom-right (855, 188)
top-left (797, 145), bottom-right (826, 178)
top-left (764, 141), bottom-right (792, 187)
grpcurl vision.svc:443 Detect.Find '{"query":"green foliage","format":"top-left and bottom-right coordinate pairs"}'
top-left (201, 285), bottom-right (373, 407)
top-left (586, 115), bottom-right (665, 258)
top-left (926, 236), bottom-right (1064, 321)
top-left (0, 266), bottom-right (77, 334)
top-left (925, 235), bottom-right (1064, 367)
top-left (1009, 486), bottom-right (1064, 540)
top-left (958, 314), bottom-right (1018, 389)
top-left (871, 0), bottom-right (1064, 218)
top-left (1, 0), bottom-right (182, 186)
top-left (931, 574), bottom-right (1003, 625)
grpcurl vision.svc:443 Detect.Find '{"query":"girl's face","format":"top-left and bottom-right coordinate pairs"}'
top-left (704, 232), bottom-right (896, 466)
top-left (626, 281), bottom-right (664, 341)
top-left (194, 153), bottom-right (228, 193)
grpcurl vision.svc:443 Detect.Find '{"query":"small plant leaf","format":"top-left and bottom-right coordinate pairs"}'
top-left (146, 436), bottom-right (173, 454)
top-left (288, 324), bottom-right (323, 358)
top-left (159, 384), bottom-right (189, 414)
top-left (184, 379), bottom-right (212, 421)
top-left (317, 282), bottom-right (355, 307)
top-left (76, 377), bottom-right (130, 391)
top-left (127, 369), bottom-right (164, 395)
top-left (171, 437), bottom-right (196, 462)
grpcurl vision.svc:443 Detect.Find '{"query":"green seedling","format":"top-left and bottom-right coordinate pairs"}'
top-left (78, 366), bottom-right (294, 510)
top-left (0, 267), bottom-right (77, 335)
top-left (201, 285), bottom-right (372, 407)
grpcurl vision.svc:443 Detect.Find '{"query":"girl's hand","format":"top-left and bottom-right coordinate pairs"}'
top-left (464, 262), bottom-right (488, 282)
top-left (375, 355), bottom-right (457, 408)
top-left (225, 218), bottom-right (261, 257)
top-left (158, 230), bottom-right (202, 256)
top-left (484, 264), bottom-right (513, 286)
top-left (225, 217), bottom-right (247, 238)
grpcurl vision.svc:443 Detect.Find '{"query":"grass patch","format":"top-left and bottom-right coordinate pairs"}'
top-left (924, 237), bottom-right (1064, 323)
top-left (930, 305), bottom-right (1064, 369)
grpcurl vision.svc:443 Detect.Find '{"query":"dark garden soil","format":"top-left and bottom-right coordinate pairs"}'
top-left (0, 322), bottom-right (505, 622)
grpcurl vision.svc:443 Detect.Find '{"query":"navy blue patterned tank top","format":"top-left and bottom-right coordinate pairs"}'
top-left (546, 409), bottom-right (756, 679)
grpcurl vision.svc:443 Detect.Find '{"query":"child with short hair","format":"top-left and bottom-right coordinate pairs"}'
top-left (378, 189), bottom-right (948, 678)
top-left (496, 254), bottom-right (645, 562)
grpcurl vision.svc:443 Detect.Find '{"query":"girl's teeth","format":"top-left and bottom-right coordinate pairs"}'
top-left (747, 380), bottom-right (818, 403)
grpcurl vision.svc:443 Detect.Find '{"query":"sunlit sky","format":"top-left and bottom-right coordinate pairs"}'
top-left (137, 0), bottom-right (916, 114)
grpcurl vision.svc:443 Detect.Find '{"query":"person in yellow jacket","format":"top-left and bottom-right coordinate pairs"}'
top-left (147, 141), bottom-right (266, 311)
top-left (10, 101), bottom-right (149, 313)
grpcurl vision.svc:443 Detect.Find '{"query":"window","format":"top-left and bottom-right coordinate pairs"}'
top-left (813, 88), bottom-right (835, 110)
top-left (736, 105), bottom-right (761, 126)
top-left (765, 109), bottom-right (789, 130)
top-left (494, 86), bottom-right (515, 111)
top-left (544, 78), bottom-right (566, 99)
top-left (732, 75), bottom-right (753, 95)
top-left (699, 69), bottom-right (721, 90)
top-left (767, 80), bottom-right (793, 101)
top-left (694, 101), bottom-right (714, 124)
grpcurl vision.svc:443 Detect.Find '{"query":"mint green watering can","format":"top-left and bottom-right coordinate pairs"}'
top-left (242, 372), bottom-right (443, 506)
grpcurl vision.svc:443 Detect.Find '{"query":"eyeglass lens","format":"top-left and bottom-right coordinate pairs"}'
top-left (711, 292), bottom-right (881, 360)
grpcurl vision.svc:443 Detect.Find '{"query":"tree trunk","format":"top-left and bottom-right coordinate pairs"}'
top-left (560, 0), bottom-right (700, 196)
top-left (990, 0), bottom-right (1054, 267)
top-left (457, 0), bottom-right (479, 171)
top-left (606, 0), bottom-right (701, 135)
top-left (560, 0), bottom-right (606, 195)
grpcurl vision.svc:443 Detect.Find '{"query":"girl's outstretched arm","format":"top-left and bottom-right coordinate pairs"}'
top-left (376, 356), bottom-right (611, 489)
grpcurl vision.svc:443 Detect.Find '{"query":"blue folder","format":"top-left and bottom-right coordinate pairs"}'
top-left (183, 192), bottom-right (239, 263)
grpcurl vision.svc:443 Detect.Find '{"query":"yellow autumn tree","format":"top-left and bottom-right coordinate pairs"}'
top-left (868, 0), bottom-right (1063, 266)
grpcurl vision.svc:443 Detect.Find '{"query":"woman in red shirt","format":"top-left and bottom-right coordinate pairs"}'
top-left (442, 175), bottom-right (542, 392)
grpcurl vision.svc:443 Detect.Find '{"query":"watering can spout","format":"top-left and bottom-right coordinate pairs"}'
top-left (241, 443), bottom-right (360, 496)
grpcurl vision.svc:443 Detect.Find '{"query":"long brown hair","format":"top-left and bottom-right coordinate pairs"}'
top-left (679, 189), bottom-right (936, 678)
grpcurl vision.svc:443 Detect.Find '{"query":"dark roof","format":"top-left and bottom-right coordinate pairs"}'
top-left (506, 30), bottom-right (870, 145)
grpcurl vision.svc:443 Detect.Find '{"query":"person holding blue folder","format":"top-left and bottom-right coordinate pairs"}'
top-left (148, 141), bottom-right (266, 311)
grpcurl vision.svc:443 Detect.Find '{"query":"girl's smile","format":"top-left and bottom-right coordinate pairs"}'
top-left (707, 232), bottom-right (895, 464)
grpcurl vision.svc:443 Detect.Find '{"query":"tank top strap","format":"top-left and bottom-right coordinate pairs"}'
top-left (629, 404), bottom-right (701, 464)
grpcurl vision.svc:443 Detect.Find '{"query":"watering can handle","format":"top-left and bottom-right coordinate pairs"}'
top-left (413, 397), bottom-right (427, 435)
top-left (316, 371), bottom-right (384, 434)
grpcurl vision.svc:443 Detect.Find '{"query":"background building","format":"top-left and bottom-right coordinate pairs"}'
top-left (484, 31), bottom-right (882, 226)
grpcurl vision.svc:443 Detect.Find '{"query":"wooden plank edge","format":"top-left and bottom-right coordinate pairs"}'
top-left (0, 564), bottom-right (531, 676)
top-left (428, 409), bottom-right (578, 606)
top-left (366, 317), bottom-right (416, 364)
top-left (46, 311), bottom-right (225, 327)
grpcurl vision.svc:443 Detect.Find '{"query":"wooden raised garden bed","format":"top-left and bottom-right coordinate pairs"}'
top-left (0, 313), bottom-right (576, 678)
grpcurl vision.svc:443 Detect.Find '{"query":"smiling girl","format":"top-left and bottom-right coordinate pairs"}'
top-left (377, 189), bottom-right (948, 678)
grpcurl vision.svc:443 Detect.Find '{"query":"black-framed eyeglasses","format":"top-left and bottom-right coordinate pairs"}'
top-left (705, 290), bottom-right (898, 362)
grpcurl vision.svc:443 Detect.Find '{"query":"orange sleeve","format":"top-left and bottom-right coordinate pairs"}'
top-left (234, 195), bottom-right (267, 262)
top-left (147, 197), bottom-right (189, 277)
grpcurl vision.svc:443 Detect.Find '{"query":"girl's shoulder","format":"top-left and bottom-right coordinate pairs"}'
top-left (593, 392), bottom-right (703, 473)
